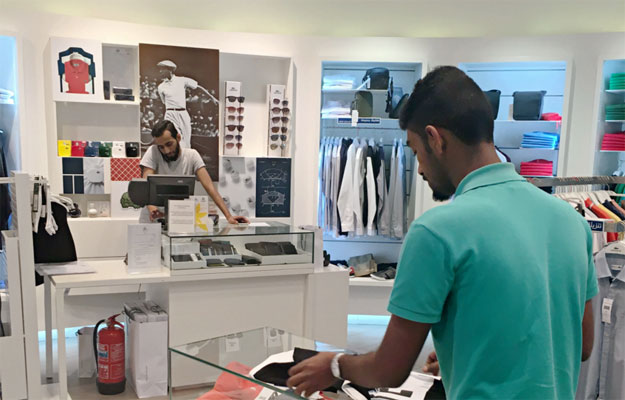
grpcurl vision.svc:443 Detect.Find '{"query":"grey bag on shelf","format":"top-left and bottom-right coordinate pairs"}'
top-left (512, 91), bottom-right (546, 120)
top-left (351, 90), bottom-right (373, 117)
top-left (483, 89), bottom-right (501, 119)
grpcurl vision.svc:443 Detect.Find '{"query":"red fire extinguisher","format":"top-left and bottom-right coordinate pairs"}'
top-left (93, 314), bottom-right (126, 395)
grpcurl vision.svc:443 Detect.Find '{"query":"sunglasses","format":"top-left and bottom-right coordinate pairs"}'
top-left (227, 115), bottom-right (244, 122)
top-left (226, 106), bottom-right (245, 113)
top-left (270, 134), bottom-right (288, 141)
top-left (226, 96), bottom-right (245, 103)
top-left (225, 142), bottom-right (243, 149)
top-left (225, 134), bottom-right (243, 141)
top-left (271, 107), bottom-right (290, 115)
top-left (226, 125), bottom-right (245, 132)
top-left (271, 116), bottom-right (290, 124)
top-left (270, 143), bottom-right (287, 150)
top-left (271, 98), bottom-right (289, 106)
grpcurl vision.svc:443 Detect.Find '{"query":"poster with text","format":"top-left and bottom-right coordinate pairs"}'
top-left (50, 37), bottom-right (104, 102)
top-left (139, 43), bottom-right (219, 180)
top-left (255, 158), bottom-right (291, 218)
top-left (219, 157), bottom-right (256, 218)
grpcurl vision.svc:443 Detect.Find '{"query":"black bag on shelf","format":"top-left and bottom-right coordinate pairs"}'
top-left (351, 90), bottom-right (373, 117)
top-left (483, 89), bottom-right (501, 119)
top-left (389, 94), bottom-right (410, 119)
top-left (363, 67), bottom-right (390, 90)
top-left (513, 91), bottom-right (547, 120)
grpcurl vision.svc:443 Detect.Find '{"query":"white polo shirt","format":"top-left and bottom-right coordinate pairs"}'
top-left (157, 75), bottom-right (198, 109)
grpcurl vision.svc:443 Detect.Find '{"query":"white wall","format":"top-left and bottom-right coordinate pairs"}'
top-left (1, 9), bottom-right (624, 228)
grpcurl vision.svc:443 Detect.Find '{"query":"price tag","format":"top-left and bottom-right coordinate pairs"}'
top-left (602, 298), bottom-right (614, 324)
top-left (225, 336), bottom-right (240, 353)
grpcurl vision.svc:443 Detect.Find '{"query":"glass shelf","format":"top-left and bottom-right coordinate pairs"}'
top-left (164, 221), bottom-right (310, 238)
top-left (169, 327), bottom-right (346, 400)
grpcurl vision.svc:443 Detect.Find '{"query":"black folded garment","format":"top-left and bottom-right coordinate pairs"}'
top-left (261, 241), bottom-right (284, 255)
top-left (278, 242), bottom-right (298, 255)
top-left (171, 254), bottom-right (193, 262)
top-left (224, 258), bottom-right (245, 266)
top-left (205, 258), bottom-right (224, 266)
top-left (253, 348), bottom-right (373, 397)
top-left (242, 255), bottom-right (261, 265)
top-left (245, 242), bottom-right (268, 255)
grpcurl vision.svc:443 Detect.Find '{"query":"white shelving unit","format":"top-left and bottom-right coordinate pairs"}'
top-left (318, 60), bottom-right (423, 270)
top-left (592, 59), bottom-right (625, 176)
top-left (459, 61), bottom-right (569, 178)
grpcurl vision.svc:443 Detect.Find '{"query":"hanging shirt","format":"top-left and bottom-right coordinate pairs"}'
top-left (389, 163), bottom-right (598, 399)
top-left (390, 143), bottom-right (405, 239)
top-left (576, 247), bottom-right (625, 400)
top-left (337, 139), bottom-right (359, 233)
top-left (380, 142), bottom-right (397, 237)
top-left (331, 140), bottom-right (343, 237)
top-left (317, 137), bottom-right (327, 228)
top-left (157, 75), bottom-right (197, 110)
top-left (337, 138), bottom-right (353, 236)
top-left (353, 141), bottom-right (368, 236)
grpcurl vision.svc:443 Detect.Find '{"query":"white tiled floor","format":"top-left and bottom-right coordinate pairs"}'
top-left (37, 322), bottom-right (434, 399)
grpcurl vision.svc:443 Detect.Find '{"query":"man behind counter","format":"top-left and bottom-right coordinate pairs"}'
top-left (286, 66), bottom-right (597, 399)
top-left (139, 120), bottom-right (249, 225)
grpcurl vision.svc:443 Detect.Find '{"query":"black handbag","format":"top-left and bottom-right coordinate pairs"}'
top-left (513, 91), bottom-right (547, 120)
top-left (389, 94), bottom-right (410, 119)
top-left (363, 68), bottom-right (390, 90)
top-left (483, 90), bottom-right (501, 119)
top-left (32, 193), bottom-right (78, 285)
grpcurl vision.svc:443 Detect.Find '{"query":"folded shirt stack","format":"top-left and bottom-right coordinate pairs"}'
top-left (0, 88), bottom-right (15, 105)
top-left (609, 72), bottom-right (625, 90)
top-left (521, 131), bottom-right (560, 149)
top-left (520, 159), bottom-right (553, 177)
top-left (601, 132), bottom-right (625, 151)
top-left (606, 103), bottom-right (625, 120)
top-left (322, 75), bottom-right (356, 90)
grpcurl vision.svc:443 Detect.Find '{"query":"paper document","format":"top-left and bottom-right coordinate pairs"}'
top-left (249, 222), bottom-right (270, 227)
top-left (127, 223), bottom-right (162, 273)
top-left (35, 261), bottom-right (96, 276)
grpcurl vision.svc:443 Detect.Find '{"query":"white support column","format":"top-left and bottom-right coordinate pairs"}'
top-left (44, 276), bottom-right (53, 380)
top-left (12, 172), bottom-right (42, 399)
top-left (55, 288), bottom-right (68, 400)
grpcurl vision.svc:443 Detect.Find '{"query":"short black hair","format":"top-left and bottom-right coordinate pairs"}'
top-left (399, 66), bottom-right (494, 145)
top-left (151, 120), bottom-right (178, 138)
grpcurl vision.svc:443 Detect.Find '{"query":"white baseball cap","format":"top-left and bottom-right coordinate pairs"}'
top-left (157, 60), bottom-right (177, 70)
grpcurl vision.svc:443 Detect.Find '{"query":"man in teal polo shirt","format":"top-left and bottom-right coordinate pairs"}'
top-left (287, 66), bottom-right (597, 399)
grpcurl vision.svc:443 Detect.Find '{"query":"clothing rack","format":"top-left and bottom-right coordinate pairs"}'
top-left (529, 175), bottom-right (625, 232)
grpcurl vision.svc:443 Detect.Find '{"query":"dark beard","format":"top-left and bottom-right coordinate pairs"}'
top-left (432, 190), bottom-right (452, 202)
top-left (161, 144), bottom-right (180, 162)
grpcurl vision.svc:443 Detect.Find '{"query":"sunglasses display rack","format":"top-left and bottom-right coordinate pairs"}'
top-left (267, 84), bottom-right (290, 157)
top-left (224, 81), bottom-right (245, 156)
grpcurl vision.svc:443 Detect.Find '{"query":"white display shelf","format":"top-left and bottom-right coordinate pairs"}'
top-left (349, 277), bottom-right (394, 287)
top-left (54, 98), bottom-right (139, 106)
top-left (321, 117), bottom-right (401, 129)
top-left (605, 120), bottom-right (625, 123)
top-left (322, 88), bottom-right (388, 94)
top-left (606, 90), bottom-right (625, 94)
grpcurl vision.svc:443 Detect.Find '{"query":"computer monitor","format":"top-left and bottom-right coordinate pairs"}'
top-left (147, 175), bottom-right (196, 207)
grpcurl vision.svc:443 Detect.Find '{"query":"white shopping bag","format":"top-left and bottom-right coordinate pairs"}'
top-left (76, 327), bottom-right (96, 378)
top-left (125, 307), bottom-right (168, 398)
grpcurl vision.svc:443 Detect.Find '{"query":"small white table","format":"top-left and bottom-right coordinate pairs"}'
top-left (43, 259), bottom-right (347, 399)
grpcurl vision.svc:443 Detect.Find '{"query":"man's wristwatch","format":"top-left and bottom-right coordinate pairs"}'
top-left (330, 353), bottom-right (345, 380)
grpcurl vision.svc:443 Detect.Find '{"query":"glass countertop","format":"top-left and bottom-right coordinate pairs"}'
top-left (164, 222), bottom-right (312, 238)
top-left (169, 327), bottom-right (345, 399)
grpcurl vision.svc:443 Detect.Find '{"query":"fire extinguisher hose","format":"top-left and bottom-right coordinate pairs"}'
top-left (93, 319), bottom-right (106, 370)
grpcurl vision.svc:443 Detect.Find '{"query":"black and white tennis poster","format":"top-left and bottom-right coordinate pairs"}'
top-left (255, 158), bottom-right (291, 218)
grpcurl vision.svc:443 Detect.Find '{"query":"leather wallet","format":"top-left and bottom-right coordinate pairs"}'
top-left (245, 243), bottom-right (267, 255)
top-left (172, 254), bottom-right (193, 262)
top-left (71, 141), bottom-right (87, 157)
top-left (242, 255), bottom-right (261, 265)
